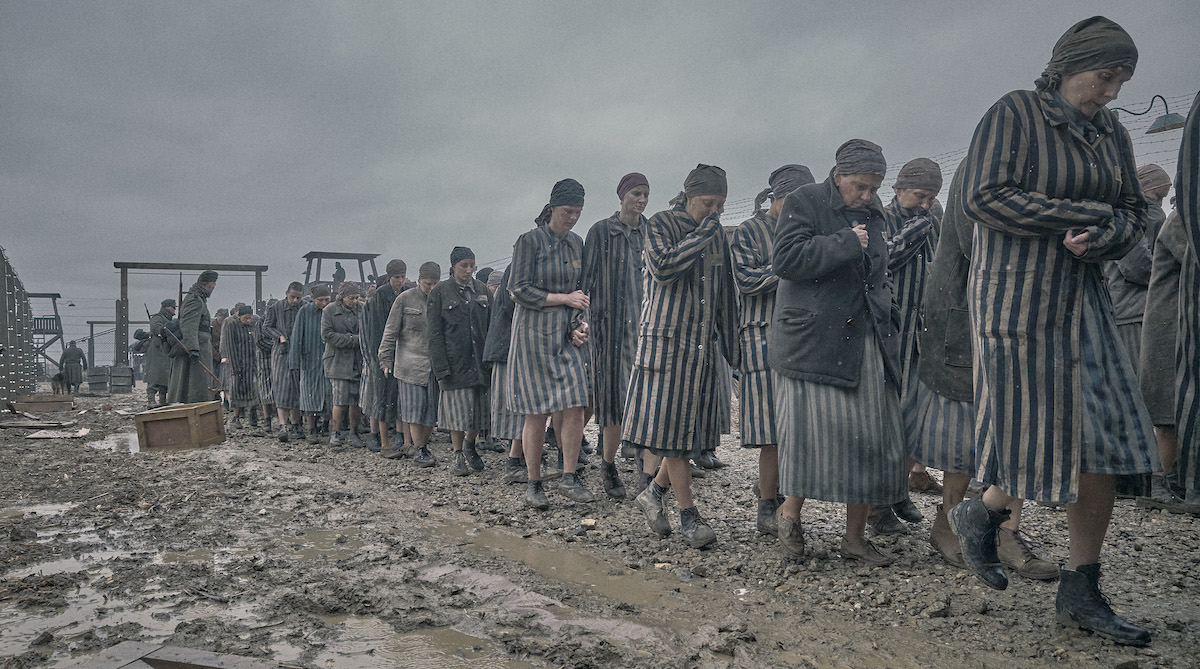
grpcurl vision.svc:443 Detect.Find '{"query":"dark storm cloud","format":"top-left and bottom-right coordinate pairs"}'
top-left (2, 1), bottom-right (1196, 352)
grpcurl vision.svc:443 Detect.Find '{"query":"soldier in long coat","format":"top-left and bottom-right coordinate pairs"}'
top-left (1174, 92), bottom-right (1200, 509)
top-left (952, 17), bottom-right (1155, 645)
top-left (264, 282), bottom-right (304, 440)
top-left (429, 247), bottom-right (491, 476)
top-left (168, 271), bottom-right (218, 404)
top-left (220, 305), bottom-right (259, 427)
top-left (627, 165), bottom-right (739, 549)
top-left (144, 299), bottom-right (176, 407)
top-left (380, 262), bottom-right (441, 464)
top-left (731, 164), bottom-right (813, 537)
top-left (360, 260), bottom-right (405, 454)
top-left (58, 341), bottom-right (87, 394)
top-left (322, 282), bottom-right (364, 447)
top-left (289, 284), bottom-right (332, 443)
top-left (508, 179), bottom-right (594, 509)
top-left (580, 173), bottom-right (649, 499)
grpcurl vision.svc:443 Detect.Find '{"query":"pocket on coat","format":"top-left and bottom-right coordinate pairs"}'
top-left (944, 308), bottom-right (972, 368)
top-left (635, 327), bottom-right (674, 372)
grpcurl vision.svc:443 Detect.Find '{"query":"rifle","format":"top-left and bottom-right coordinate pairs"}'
top-left (162, 322), bottom-right (220, 392)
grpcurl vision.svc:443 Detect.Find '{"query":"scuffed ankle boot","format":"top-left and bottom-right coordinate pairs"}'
top-left (929, 503), bottom-right (966, 568)
top-left (679, 506), bottom-right (716, 548)
top-left (1056, 564), bottom-right (1151, 646)
top-left (948, 498), bottom-right (1010, 590)
top-left (756, 497), bottom-right (779, 536)
top-left (601, 461), bottom-right (626, 500)
top-left (635, 481), bottom-right (671, 537)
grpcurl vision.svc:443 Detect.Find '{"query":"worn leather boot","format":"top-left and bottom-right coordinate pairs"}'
top-left (892, 496), bottom-right (924, 523)
top-left (948, 498), bottom-right (1010, 590)
top-left (346, 430), bottom-right (365, 448)
top-left (929, 504), bottom-right (966, 568)
top-left (329, 430), bottom-right (344, 446)
top-left (525, 480), bottom-right (550, 510)
top-left (463, 442), bottom-right (485, 472)
top-left (503, 457), bottom-right (528, 483)
top-left (1136, 473), bottom-right (1190, 512)
top-left (777, 509), bottom-right (805, 558)
top-left (679, 507), bottom-right (716, 548)
top-left (413, 446), bottom-right (436, 467)
top-left (278, 425), bottom-right (291, 443)
top-left (601, 461), bottom-right (626, 500)
top-left (366, 433), bottom-right (382, 453)
top-left (305, 427), bottom-right (320, 445)
top-left (756, 498), bottom-right (779, 536)
top-left (839, 539), bottom-right (893, 567)
top-left (869, 505), bottom-right (909, 535)
top-left (557, 472), bottom-right (596, 503)
top-left (380, 438), bottom-right (403, 459)
top-left (449, 450), bottom-right (470, 476)
top-left (909, 469), bottom-right (943, 493)
top-left (635, 481), bottom-right (672, 537)
top-left (1056, 564), bottom-right (1151, 646)
top-left (997, 528), bottom-right (1059, 580)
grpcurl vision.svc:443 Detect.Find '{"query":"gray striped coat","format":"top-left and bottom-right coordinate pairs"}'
top-left (289, 302), bottom-right (330, 413)
top-left (506, 225), bottom-right (590, 415)
top-left (884, 198), bottom-right (939, 404)
top-left (731, 210), bottom-right (778, 446)
top-left (963, 88), bottom-right (1156, 502)
top-left (622, 207), bottom-right (740, 454)
top-left (1175, 92), bottom-right (1200, 495)
top-left (1139, 212), bottom-right (1187, 425)
top-left (262, 298), bottom-right (300, 410)
top-left (579, 213), bottom-right (646, 427)
top-left (220, 317), bottom-right (259, 407)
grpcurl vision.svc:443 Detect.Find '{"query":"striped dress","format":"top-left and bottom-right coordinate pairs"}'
top-left (360, 284), bottom-right (400, 422)
top-left (884, 198), bottom-right (939, 436)
top-left (220, 318), bottom-right (259, 408)
top-left (1102, 202), bottom-right (1162, 368)
top-left (622, 207), bottom-right (740, 458)
top-left (253, 315), bottom-right (273, 406)
top-left (485, 272), bottom-right (524, 440)
top-left (579, 213), bottom-right (646, 427)
top-left (289, 302), bottom-right (331, 414)
top-left (963, 88), bottom-right (1157, 503)
top-left (263, 299), bottom-right (301, 410)
top-left (506, 225), bottom-right (590, 415)
top-left (1139, 213), bottom-right (1187, 426)
top-left (1175, 92), bottom-right (1200, 496)
top-left (730, 210), bottom-right (778, 447)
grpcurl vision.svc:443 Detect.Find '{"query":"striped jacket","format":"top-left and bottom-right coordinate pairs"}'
top-left (579, 213), bottom-right (646, 426)
top-left (963, 88), bottom-right (1152, 501)
top-left (1175, 92), bottom-right (1200, 493)
top-left (731, 210), bottom-right (777, 375)
top-left (622, 207), bottom-right (739, 451)
top-left (288, 302), bottom-right (327, 411)
top-left (885, 197), bottom-right (939, 394)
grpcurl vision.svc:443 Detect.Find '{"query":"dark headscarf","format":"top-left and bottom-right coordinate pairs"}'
top-left (475, 267), bottom-right (494, 284)
top-left (617, 172), bottom-right (649, 200)
top-left (893, 158), bottom-right (943, 191)
top-left (1137, 163), bottom-right (1171, 193)
top-left (338, 282), bottom-right (362, 299)
top-left (450, 246), bottom-right (475, 267)
top-left (755, 164), bottom-right (816, 211)
top-left (237, 305), bottom-right (252, 316)
top-left (310, 284), bottom-right (332, 299)
top-left (198, 270), bottom-right (219, 284)
top-left (833, 139), bottom-right (887, 177)
top-left (419, 261), bottom-right (441, 280)
top-left (1035, 16), bottom-right (1137, 92)
top-left (385, 259), bottom-right (407, 278)
top-left (669, 164), bottom-right (727, 206)
top-left (535, 178), bottom-right (586, 225)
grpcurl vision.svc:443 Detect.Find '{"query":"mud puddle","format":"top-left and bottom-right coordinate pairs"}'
top-left (86, 432), bottom-right (140, 453)
top-left (287, 616), bottom-right (534, 669)
top-left (0, 503), bottom-right (77, 520)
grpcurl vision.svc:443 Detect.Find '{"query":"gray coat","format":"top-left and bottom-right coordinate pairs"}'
top-left (379, 287), bottom-right (433, 385)
top-left (1102, 203), bottom-right (1164, 325)
top-left (321, 300), bottom-right (362, 381)
top-left (427, 278), bottom-right (490, 391)
top-left (1139, 212), bottom-right (1187, 424)
top-left (167, 283), bottom-right (214, 404)
top-left (145, 308), bottom-right (173, 389)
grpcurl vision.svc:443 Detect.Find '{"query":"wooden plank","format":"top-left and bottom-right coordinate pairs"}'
top-left (11, 401), bottom-right (75, 413)
top-left (142, 645), bottom-right (278, 668)
top-left (113, 262), bottom-right (268, 272)
top-left (57, 641), bottom-right (163, 668)
top-left (24, 427), bottom-right (90, 439)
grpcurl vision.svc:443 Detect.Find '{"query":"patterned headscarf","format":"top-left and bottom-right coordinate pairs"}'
top-left (1034, 16), bottom-right (1137, 92)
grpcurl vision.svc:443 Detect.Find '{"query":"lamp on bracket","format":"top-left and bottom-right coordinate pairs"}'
top-left (1112, 94), bottom-right (1186, 134)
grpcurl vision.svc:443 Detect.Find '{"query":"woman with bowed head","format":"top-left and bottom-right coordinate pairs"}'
top-left (953, 16), bottom-right (1157, 645)
top-left (507, 179), bottom-right (595, 509)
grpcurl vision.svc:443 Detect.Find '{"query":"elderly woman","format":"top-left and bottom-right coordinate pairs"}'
top-left (952, 17), bottom-right (1157, 645)
top-left (428, 247), bottom-right (492, 476)
top-left (380, 262), bottom-right (441, 465)
top-left (322, 282), bottom-right (364, 447)
top-left (220, 305), bottom-right (260, 429)
top-left (580, 172), bottom-right (650, 499)
top-left (732, 164), bottom-right (814, 536)
top-left (290, 284), bottom-right (333, 444)
top-left (508, 179), bottom-right (594, 509)
top-left (770, 141), bottom-right (907, 566)
top-left (628, 165), bottom-right (739, 548)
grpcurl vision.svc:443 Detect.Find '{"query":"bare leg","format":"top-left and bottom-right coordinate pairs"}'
top-left (758, 445), bottom-right (779, 499)
top-left (844, 503), bottom-right (869, 547)
top-left (1155, 426), bottom-right (1179, 474)
top-left (508, 438), bottom-right (523, 458)
top-left (602, 425), bottom-right (621, 464)
top-left (942, 472), bottom-right (972, 510)
top-left (981, 484), bottom-right (1017, 512)
top-left (523, 414), bottom-right (549, 480)
top-left (331, 406), bottom-right (345, 435)
top-left (349, 405), bottom-right (362, 433)
top-left (556, 407), bottom-right (584, 475)
top-left (1002, 498), bottom-right (1024, 531)
top-left (779, 495), bottom-right (806, 518)
top-left (642, 450), bottom-right (661, 477)
top-left (465, 429), bottom-right (478, 447)
top-left (451, 430), bottom-right (464, 452)
top-left (412, 424), bottom-right (432, 447)
top-left (1066, 473), bottom-right (1115, 569)
top-left (655, 456), bottom-right (693, 508)
top-left (379, 418), bottom-right (391, 451)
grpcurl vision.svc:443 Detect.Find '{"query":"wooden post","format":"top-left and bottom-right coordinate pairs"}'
top-left (88, 323), bottom-right (95, 364)
top-left (116, 267), bottom-right (129, 366)
top-left (255, 271), bottom-right (263, 314)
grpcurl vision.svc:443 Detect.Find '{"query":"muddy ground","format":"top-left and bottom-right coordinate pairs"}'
top-left (1, 387), bottom-right (1198, 669)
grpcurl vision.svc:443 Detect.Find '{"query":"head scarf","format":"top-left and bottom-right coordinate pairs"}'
top-left (198, 270), bottom-right (219, 284)
top-left (755, 164), bottom-right (816, 211)
top-left (338, 282), bottom-right (361, 299)
top-left (669, 164), bottom-right (728, 206)
top-left (419, 261), bottom-right (441, 280)
top-left (535, 178), bottom-right (586, 225)
top-left (476, 267), bottom-right (494, 284)
top-left (214, 308), bottom-right (229, 319)
top-left (487, 270), bottom-right (504, 288)
top-left (617, 172), bottom-right (649, 200)
top-left (237, 305), bottom-right (252, 316)
top-left (161, 298), bottom-right (176, 308)
top-left (1035, 16), bottom-right (1138, 92)
top-left (385, 259), bottom-right (407, 278)
top-left (834, 139), bottom-right (887, 177)
top-left (893, 158), bottom-right (943, 191)
top-left (1137, 163), bottom-right (1171, 193)
top-left (310, 284), bottom-right (332, 299)
top-left (450, 246), bottom-right (475, 267)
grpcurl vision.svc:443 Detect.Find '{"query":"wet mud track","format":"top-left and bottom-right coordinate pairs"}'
top-left (2, 392), bottom-right (1199, 668)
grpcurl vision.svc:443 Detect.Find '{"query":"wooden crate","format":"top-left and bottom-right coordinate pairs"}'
top-left (9, 394), bottom-right (74, 413)
top-left (135, 401), bottom-right (225, 449)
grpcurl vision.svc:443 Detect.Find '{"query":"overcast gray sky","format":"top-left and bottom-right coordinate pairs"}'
top-left (2, 1), bottom-right (1196, 360)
